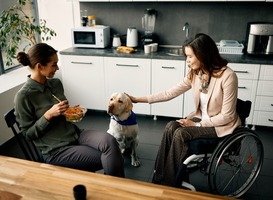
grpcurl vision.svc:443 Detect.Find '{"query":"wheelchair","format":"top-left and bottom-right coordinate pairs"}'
top-left (175, 99), bottom-right (264, 198)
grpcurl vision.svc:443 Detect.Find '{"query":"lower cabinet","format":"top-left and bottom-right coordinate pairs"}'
top-left (151, 59), bottom-right (185, 118)
top-left (253, 65), bottom-right (273, 127)
top-left (61, 55), bottom-right (106, 110)
top-left (228, 63), bottom-right (260, 125)
top-left (104, 57), bottom-right (151, 115)
top-left (60, 54), bottom-right (273, 128)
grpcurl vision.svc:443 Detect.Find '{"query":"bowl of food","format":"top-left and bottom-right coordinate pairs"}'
top-left (64, 106), bottom-right (87, 122)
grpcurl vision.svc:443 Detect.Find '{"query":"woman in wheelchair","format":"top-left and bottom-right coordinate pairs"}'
top-left (128, 33), bottom-right (241, 187)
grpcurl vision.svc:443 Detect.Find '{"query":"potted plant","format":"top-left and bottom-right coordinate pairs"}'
top-left (0, 0), bottom-right (56, 67)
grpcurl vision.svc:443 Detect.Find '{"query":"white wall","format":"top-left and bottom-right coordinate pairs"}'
top-left (36, 0), bottom-right (80, 80)
top-left (36, 0), bottom-right (79, 52)
top-left (0, 84), bottom-right (23, 145)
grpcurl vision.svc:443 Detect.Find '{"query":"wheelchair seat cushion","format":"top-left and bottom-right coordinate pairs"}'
top-left (188, 138), bottom-right (220, 155)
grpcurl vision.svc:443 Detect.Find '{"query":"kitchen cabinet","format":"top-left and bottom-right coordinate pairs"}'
top-left (253, 65), bottom-right (273, 127)
top-left (61, 55), bottom-right (106, 110)
top-left (151, 59), bottom-right (185, 118)
top-left (104, 57), bottom-right (151, 115)
top-left (228, 63), bottom-right (260, 125)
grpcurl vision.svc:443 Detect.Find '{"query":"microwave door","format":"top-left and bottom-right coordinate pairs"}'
top-left (74, 31), bottom-right (95, 45)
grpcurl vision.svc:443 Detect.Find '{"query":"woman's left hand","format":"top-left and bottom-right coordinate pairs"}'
top-left (176, 119), bottom-right (195, 127)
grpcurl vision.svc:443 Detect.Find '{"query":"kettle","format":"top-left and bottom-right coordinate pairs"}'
top-left (126, 27), bottom-right (138, 48)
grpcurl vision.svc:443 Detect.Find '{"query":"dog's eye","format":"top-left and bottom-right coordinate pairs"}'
top-left (118, 100), bottom-right (123, 103)
top-left (117, 138), bottom-right (122, 142)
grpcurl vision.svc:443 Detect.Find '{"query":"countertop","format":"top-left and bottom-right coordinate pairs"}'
top-left (60, 47), bottom-right (273, 65)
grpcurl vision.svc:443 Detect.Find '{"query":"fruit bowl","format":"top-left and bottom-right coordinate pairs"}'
top-left (64, 106), bottom-right (87, 122)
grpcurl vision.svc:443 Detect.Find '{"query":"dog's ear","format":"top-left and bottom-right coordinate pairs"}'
top-left (125, 96), bottom-right (133, 112)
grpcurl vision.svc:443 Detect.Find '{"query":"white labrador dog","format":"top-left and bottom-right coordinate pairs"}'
top-left (107, 92), bottom-right (140, 167)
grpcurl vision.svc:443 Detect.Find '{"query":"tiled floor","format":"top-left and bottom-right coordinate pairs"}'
top-left (1, 109), bottom-right (273, 199)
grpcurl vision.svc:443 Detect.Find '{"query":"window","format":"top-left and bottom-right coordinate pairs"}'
top-left (0, 0), bottom-right (37, 75)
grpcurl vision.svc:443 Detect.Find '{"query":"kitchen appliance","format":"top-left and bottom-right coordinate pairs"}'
top-left (246, 22), bottom-right (273, 56)
top-left (71, 25), bottom-right (110, 48)
top-left (141, 8), bottom-right (159, 47)
top-left (112, 34), bottom-right (121, 48)
top-left (126, 27), bottom-right (138, 48)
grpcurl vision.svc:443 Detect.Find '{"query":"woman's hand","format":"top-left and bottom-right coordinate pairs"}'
top-left (125, 93), bottom-right (138, 103)
top-left (125, 93), bottom-right (148, 103)
top-left (176, 119), bottom-right (195, 127)
top-left (44, 100), bottom-right (69, 121)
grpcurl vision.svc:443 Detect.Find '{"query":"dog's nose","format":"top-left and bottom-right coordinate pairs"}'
top-left (108, 104), bottom-right (114, 113)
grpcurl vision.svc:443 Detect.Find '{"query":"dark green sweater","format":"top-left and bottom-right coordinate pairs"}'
top-left (14, 77), bottom-right (81, 159)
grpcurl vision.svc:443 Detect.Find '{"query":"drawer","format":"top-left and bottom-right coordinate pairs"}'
top-left (229, 63), bottom-right (260, 80)
top-left (255, 96), bottom-right (273, 112)
top-left (253, 111), bottom-right (273, 127)
top-left (237, 79), bottom-right (257, 101)
top-left (256, 81), bottom-right (273, 96)
top-left (260, 65), bottom-right (273, 80)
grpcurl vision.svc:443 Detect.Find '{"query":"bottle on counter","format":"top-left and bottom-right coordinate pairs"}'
top-left (88, 15), bottom-right (96, 27)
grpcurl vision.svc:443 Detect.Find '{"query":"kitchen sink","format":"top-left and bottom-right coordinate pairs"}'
top-left (165, 48), bottom-right (183, 56)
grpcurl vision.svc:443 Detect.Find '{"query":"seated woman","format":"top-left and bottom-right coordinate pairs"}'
top-left (127, 33), bottom-right (241, 186)
top-left (14, 43), bottom-right (124, 178)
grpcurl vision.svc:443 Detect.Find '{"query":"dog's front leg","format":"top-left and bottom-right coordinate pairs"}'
top-left (131, 142), bottom-right (140, 167)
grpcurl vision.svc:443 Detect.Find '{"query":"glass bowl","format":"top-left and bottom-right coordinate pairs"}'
top-left (64, 106), bottom-right (87, 122)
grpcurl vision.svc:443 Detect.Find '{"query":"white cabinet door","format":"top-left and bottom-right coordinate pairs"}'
top-left (151, 59), bottom-right (185, 118)
top-left (104, 57), bottom-right (151, 115)
top-left (253, 65), bottom-right (273, 127)
top-left (61, 55), bottom-right (106, 110)
top-left (228, 63), bottom-right (260, 124)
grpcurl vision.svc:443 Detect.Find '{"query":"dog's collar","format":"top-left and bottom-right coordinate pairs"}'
top-left (111, 111), bottom-right (137, 126)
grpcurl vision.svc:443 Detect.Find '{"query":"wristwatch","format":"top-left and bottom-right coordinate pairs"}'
top-left (195, 122), bottom-right (201, 127)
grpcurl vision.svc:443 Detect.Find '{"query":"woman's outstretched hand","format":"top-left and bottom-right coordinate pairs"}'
top-left (125, 93), bottom-right (138, 103)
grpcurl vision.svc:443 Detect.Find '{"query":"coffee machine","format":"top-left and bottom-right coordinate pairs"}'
top-left (246, 22), bottom-right (273, 56)
top-left (141, 8), bottom-right (159, 47)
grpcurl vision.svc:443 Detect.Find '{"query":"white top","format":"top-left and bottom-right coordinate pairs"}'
top-left (200, 92), bottom-right (209, 121)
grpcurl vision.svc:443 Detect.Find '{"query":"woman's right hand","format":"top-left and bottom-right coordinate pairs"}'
top-left (125, 93), bottom-right (138, 103)
top-left (125, 93), bottom-right (148, 103)
top-left (44, 100), bottom-right (69, 121)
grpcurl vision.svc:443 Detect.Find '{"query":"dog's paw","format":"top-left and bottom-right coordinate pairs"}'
top-left (131, 159), bottom-right (141, 167)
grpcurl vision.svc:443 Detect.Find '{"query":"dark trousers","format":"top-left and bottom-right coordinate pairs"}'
top-left (152, 120), bottom-right (217, 186)
top-left (46, 130), bottom-right (125, 178)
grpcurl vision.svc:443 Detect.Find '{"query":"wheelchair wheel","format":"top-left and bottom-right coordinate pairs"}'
top-left (207, 128), bottom-right (264, 198)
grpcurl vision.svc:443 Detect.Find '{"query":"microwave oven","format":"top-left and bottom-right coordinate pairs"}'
top-left (71, 26), bottom-right (110, 48)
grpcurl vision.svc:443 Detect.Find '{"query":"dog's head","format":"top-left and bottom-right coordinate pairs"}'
top-left (107, 92), bottom-right (133, 120)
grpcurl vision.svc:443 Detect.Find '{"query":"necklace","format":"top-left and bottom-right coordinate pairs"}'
top-left (199, 71), bottom-right (210, 94)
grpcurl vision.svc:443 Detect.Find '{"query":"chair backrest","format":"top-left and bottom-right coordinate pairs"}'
top-left (236, 98), bottom-right (252, 127)
top-left (4, 108), bottom-right (44, 162)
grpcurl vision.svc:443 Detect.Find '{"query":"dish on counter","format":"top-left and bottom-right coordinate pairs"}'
top-left (64, 106), bottom-right (87, 122)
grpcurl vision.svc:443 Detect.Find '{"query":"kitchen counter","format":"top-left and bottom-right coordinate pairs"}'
top-left (60, 47), bottom-right (273, 65)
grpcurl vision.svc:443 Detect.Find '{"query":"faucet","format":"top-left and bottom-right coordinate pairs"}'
top-left (183, 22), bottom-right (190, 40)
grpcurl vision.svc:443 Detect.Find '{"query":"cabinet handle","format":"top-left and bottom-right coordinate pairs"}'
top-left (116, 64), bottom-right (139, 67)
top-left (238, 86), bottom-right (247, 89)
top-left (234, 70), bottom-right (248, 74)
top-left (162, 66), bottom-right (175, 69)
top-left (71, 61), bottom-right (93, 65)
top-left (268, 119), bottom-right (273, 122)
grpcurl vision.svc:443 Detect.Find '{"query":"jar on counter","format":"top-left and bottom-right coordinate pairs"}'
top-left (88, 15), bottom-right (96, 27)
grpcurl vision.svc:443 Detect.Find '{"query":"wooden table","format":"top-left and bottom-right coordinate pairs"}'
top-left (0, 155), bottom-right (232, 200)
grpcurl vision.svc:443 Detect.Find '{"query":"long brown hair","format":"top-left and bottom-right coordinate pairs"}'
top-left (182, 33), bottom-right (228, 80)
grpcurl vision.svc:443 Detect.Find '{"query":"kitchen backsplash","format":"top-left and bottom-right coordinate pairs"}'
top-left (80, 2), bottom-right (273, 46)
